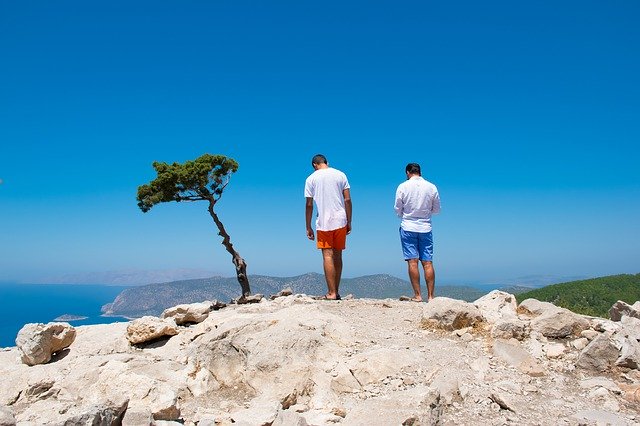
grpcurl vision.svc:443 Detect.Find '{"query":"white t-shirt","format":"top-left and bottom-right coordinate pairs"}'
top-left (394, 176), bottom-right (440, 233)
top-left (304, 167), bottom-right (350, 231)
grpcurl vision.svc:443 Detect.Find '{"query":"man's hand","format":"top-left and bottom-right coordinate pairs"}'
top-left (306, 227), bottom-right (315, 240)
top-left (346, 223), bottom-right (352, 235)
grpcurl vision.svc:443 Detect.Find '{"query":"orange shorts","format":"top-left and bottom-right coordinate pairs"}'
top-left (317, 226), bottom-right (347, 250)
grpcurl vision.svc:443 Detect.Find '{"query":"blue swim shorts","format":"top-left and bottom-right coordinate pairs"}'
top-left (399, 228), bottom-right (434, 261)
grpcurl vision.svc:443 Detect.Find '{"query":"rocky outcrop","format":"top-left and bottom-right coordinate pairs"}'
top-left (421, 297), bottom-right (484, 330)
top-left (15, 322), bottom-right (76, 366)
top-left (161, 302), bottom-right (212, 325)
top-left (3, 294), bottom-right (640, 425)
top-left (518, 298), bottom-right (590, 338)
top-left (610, 300), bottom-right (640, 322)
top-left (126, 316), bottom-right (179, 344)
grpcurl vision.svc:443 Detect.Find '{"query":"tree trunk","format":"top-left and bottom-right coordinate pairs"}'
top-left (207, 201), bottom-right (251, 297)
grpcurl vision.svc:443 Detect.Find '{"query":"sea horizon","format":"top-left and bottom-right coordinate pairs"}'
top-left (0, 283), bottom-right (130, 348)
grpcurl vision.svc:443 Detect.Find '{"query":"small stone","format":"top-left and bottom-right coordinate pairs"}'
top-left (571, 338), bottom-right (589, 350)
top-left (581, 329), bottom-right (599, 340)
top-left (545, 343), bottom-right (565, 359)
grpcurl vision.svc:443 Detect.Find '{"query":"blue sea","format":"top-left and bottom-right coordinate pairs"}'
top-left (0, 283), bottom-right (130, 348)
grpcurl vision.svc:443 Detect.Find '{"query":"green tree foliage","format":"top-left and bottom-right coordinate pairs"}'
top-left (136, 154), bottom-right (251, 297)
top-left (516, 273), bottom-right (640, 318)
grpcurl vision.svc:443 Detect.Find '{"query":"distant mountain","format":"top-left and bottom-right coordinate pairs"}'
top-left (516, 273), bottom-right (640, 318)
top-left (102, 273), bottom-right (492, 318)
top-left (36, 269), bottom-right (219, 286)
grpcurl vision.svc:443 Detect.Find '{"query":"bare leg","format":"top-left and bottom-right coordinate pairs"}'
top-left (407, 259), bottom-right (422, 301)
top-left (422, 260), bottom-right (435, 300)
top-left (322, 249), bottom-right (339, 299)
top-left (333, 249), bottom-right (343, 296)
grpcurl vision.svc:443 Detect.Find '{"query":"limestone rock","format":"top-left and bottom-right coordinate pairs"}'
top-left (571, 338), bottom-right (589, 350)
top-left (516, 299), bottom-right (557, 317)
top-left (545, 343), bottom-right (566, 359)
top-left (620, 315), bottom-right (640, 342)
top-left (270, 287), bottom-right (294, 300)
top-left (615, 336), bottom-right (640, 369)
top-left (0, 406), bottom-right (16, 426)
top-left (609, 300), bottom-right (640, 322)
top-left (577, 334), bottom-right (620, 373)
top-left (272, 410), bottom-right (309, 426)
top-left (421, 297), bottom-right (484, 331)
top-left (581, 329), bottom-right (599, 340)
top-left (161, 302), bottom-right (211, 325)
top-left (492, 339), bottom-right (545, 377)
top-left (126, 316), bottom-right (179, 345)
top-left (530, 309), bottom-right (590, 338)
top-left (15, 322), bottom-right (76, 366)
top-left (60, 397), bottom-right (129, 426)
top-left (474, 290), bottom-right (518, 324)
top-left (491, 318), bottom-right (528, 340)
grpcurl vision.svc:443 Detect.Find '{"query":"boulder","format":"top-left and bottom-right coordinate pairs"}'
top-left (421, 297), bottom-right (484, 331)
top-left (474, 290), bottom-right (518, 324)
top-left (620, 315), bottom-right (640, 342)
top-left (0, 406), bottom-right (16, 426)
top-left (161, 302), bottom-right (211, 325)
top-left (491, 318), bottom-right (528, 340)
top-left (15, 322), bottom-right (76, 366)
top-left (60, 397), bottom-right (129, 426)
top-left (609, 300), bottom-right (640, 322)
top-left (126, 317), bottom-right (179, 345)
top-left (516, 299), bottom-right (557, 317)
top-left (615, 336), bottom-right (640, 369)
top-left (576, 335), bottom-right (620, 373)
top-left (530, 309), bottom-right (590, 338)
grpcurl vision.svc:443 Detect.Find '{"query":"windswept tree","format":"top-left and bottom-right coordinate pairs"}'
top-left (136, 154), bottom-right (251, 297)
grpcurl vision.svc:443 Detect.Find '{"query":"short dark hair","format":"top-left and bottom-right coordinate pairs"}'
top-left (405, 163), bottom-right (421, 175)
top-left (312, 154), bottom-right (328, 165)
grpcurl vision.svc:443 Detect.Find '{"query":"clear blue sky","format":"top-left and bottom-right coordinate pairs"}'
top-left (1, 1), bottom-right (639, 284)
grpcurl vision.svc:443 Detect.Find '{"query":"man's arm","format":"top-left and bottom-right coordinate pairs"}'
top-left (432, 190), bottom-right (441, 215)
top-left (343, 188), bottom-right (352, 234)
top-left (394, 187), bottom-right (404, 217)
top-left (305, 197), bottom-right (315, 240)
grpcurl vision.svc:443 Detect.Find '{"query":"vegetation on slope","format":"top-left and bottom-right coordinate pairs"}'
top-left (516, 273), bottom-right (640, 318)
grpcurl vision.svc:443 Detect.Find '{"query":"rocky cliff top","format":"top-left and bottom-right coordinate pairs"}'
top-left (2, 293), bottom-right (640, 425)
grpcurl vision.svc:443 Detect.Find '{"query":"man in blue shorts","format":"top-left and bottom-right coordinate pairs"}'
top-left (394, 163), bottom-right (441, 301)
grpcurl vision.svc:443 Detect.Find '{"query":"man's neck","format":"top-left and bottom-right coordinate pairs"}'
top-left (315, 164), bottom-right (329, 170)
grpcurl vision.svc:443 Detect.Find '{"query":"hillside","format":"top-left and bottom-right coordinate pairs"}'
top-left (516, 273), bottom-right (640, 318)
top-left (101, 273), bottom-right (488, 318)
top-left (4, 294), bottom-right (640, 424)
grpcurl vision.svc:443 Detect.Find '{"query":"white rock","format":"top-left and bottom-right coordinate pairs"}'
top-left (545, 343), bottom-right (566, 358)
top-left (581, 329), bottom-right (599, 340)
top-left (571, 338), bottom-right (589, 350)
top-left (161, 302), bottom-right (212, 325)
top-left (421, 297), bottom-right (484, 331)
top-left (615, 336), bottom-right (640, 369)
top-left (0, 406), bottom-right (16, 426)
top-left (576, 334), bottom-right (620, 373)
top-left (572, 409), bottom-right (628, 426)
top-left (620, 316), bottom-right (640, 341)
top-left (474, 291), bottom-right (518, 324)
top-left (491, 318), bottom-right (528, 340)
top-left (126, 316), bottom-right (179, 345)
top-left (530, 309), bottom-right (590, 338)
top-left (516, 299), bottom-right (557, 317)
top-left (492, 339), bottom-right (545, 376)
top-left (15, 322), bottom-right (76, 366)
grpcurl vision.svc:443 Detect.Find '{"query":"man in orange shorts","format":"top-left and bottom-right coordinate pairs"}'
top-left (304, 154), bottom-right (352, 300)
